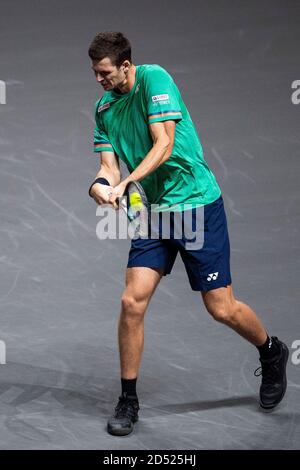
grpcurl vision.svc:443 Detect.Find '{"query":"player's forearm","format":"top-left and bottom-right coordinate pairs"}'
top-left (95, 168), bottom-right (121, 187)
top-left (123, 140), bottom-right (171, 184)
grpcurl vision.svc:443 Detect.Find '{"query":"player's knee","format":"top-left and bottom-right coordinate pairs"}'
top-left (206, 301), bottom-right (237, 324)
top-left (121, 294), bottom-right (145, 321)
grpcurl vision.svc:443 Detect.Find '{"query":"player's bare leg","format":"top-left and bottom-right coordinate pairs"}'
top-left (119, 267), bottom-right (164, 379)
top-left (202, 285), bottom-right (289, 410)
top-left (201, 285), bottom-right (267, 345)
top-left (107, 266), bottom-right (163, 436)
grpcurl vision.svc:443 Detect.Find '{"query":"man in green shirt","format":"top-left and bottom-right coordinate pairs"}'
top-left (88, 32), bottom-right (288, 436)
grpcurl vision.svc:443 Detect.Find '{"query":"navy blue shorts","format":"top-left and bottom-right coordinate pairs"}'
top-left (127, 195), bottom-right (232, 292)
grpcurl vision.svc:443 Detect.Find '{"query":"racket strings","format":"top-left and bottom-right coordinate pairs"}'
top-left (126, 183), bottom-right (149, 236)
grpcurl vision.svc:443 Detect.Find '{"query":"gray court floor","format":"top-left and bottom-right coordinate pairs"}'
top-left (0, 0), bottom-right (299, 450)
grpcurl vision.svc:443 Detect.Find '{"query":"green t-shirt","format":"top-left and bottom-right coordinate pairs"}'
top-left (93, 64), bottom-right (221, 211)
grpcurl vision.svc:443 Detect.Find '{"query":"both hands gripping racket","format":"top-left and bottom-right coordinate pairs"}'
top-left (119, 181), bottom-right (149, 237)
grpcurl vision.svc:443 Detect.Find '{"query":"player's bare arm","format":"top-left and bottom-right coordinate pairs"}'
top-left (110, 120), bottom-right (175, 204)
top-left (90, 151), bottom-right (121, 204)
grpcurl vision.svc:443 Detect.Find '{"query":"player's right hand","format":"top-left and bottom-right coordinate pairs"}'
top-left (90, 183), bottom-right (114, 205)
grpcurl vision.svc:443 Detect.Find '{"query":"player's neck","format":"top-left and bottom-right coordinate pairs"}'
top-left (115, 64), bottom-right (136, 94)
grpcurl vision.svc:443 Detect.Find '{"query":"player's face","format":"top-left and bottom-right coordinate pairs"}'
top-left (92, 57), bottom-right (127, 91)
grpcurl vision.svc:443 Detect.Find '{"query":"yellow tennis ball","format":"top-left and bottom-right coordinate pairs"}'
top-left (129, 192), bottom-right (143, 208)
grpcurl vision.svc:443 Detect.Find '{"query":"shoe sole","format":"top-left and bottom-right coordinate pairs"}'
top-left (107, 416), bottom-right (139, 436)
top-left (260, 343), bottom-right (289, 410)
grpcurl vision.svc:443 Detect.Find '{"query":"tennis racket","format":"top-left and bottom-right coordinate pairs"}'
top-left (119, 181), bottom-right (149, 237)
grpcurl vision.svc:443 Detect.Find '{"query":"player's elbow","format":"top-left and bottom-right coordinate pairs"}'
top-left (162, 137), bottom-right (174, 162)
top-left (157, 135), bottom-right (171, 155)
top-left (162, 134), bottom-right (171, 150)
top-left (153, 134), bottom-right (173, 163)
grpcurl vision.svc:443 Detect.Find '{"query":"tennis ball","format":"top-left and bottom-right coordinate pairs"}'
top-left (129, 192), bottom-right (143, 208)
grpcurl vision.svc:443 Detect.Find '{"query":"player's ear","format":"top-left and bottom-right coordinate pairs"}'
top-left (121, 60), bottom-right (130, 73)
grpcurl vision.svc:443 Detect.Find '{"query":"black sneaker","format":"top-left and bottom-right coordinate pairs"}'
top-left (255, 337), bottom-right (289, 410)
top-left (107, 392), bottom-right (139, 436)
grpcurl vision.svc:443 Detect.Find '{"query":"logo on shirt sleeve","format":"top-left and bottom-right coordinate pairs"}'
top-left (151, 94), bottom-right (170, 103)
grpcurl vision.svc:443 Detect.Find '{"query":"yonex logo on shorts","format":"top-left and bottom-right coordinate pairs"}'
top-left (98, 102), bottom-right (110, 113)
top-left (207, 272), bottom-right (219, 281)
top-left (152, 94), bottom-right (169, 103)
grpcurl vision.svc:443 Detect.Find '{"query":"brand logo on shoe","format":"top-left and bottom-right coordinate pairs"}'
top-left (207, 272), bottom-right (219, 281)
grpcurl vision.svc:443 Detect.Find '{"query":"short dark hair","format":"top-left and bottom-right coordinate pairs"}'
top-left (88, 32), bottom-right (131, 67)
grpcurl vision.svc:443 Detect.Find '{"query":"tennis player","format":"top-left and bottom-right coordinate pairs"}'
top-left (88, 32), bottom-right (289, 436)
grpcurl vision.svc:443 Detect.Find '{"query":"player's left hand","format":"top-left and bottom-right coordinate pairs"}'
top-left (109, 181), bottom-right (127, 209)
